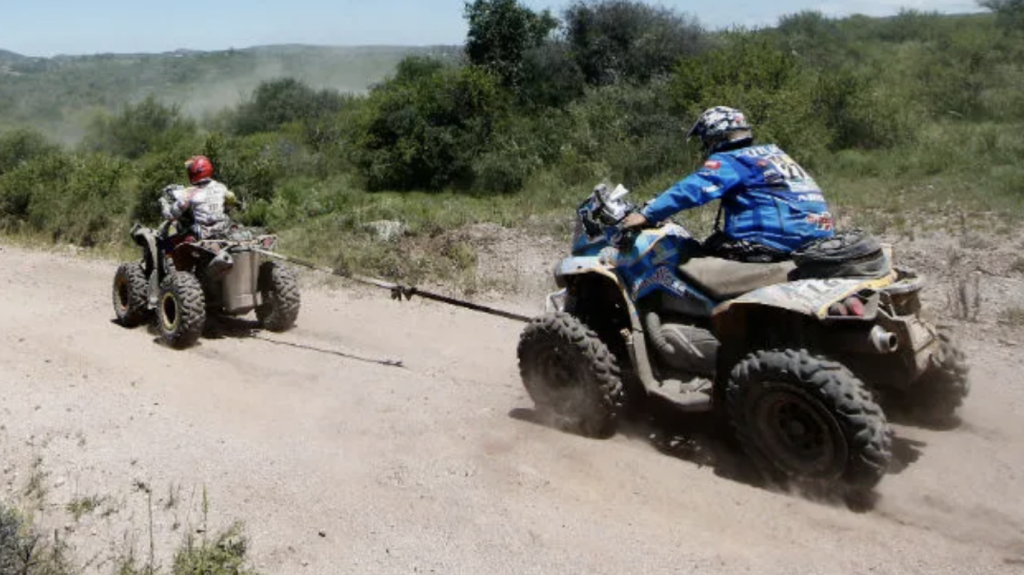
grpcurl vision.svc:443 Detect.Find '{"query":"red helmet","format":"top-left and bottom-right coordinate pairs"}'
top-left (185, 155), bottom-right (214, 184)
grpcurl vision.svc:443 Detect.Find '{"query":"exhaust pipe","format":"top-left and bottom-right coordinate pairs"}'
top-left (869, 325), bottom-right (899, 354)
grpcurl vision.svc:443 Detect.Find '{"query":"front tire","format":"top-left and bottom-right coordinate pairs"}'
top-left (256, 261), bottom-right (300, 332)
top-left (157, 272), bottom-right (206, 349)
top-left (517, 312), bottom-right (625, 438)
top-left (727, 349), bottom-right (892, 492)
top-left (113, 262), bottom-right (151, 327)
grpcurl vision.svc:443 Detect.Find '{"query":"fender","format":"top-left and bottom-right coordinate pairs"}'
top-left (714, 273), bottom-right (894, 318)
top-left (554, 255), bottom-right (641, 329)
top-left (129, 223), bottom-right (169, 306)
top-left (710, 270), bottom-right (900, 347)
top-left (554, 258), bottom-right (701, 407)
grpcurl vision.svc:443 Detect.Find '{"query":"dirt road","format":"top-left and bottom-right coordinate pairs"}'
top-left (1, 242), bottom-right (1022, 574)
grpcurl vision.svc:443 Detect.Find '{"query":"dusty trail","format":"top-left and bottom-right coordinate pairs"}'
top-left (0, 243), bottom-right (1022, 574)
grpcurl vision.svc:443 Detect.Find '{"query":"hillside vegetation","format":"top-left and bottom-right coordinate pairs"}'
top-left (1, 0), bottom-right (1022, 288)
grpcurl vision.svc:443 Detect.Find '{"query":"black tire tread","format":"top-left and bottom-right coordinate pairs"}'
top-left (727, 348), bottom-right (892, 490)
top-left (256, 261), bottom-right (301, 332)
top-left (517, 312), bottom-right (625, 438)
top-left (158, 272), bottom-right (206, 349)
top-left (113, 262), bottom-right (150, 327)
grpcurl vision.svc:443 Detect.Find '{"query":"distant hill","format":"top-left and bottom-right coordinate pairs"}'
top-left (0, 44), bottom-right (462, 142)
top-left (0, 48), bottom-right (28, 62)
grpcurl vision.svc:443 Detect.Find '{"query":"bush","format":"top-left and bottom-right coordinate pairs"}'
top-left (0, 150), bottom-right (73, 231)
top-left (774, 10), bottom-right (850, 69)
top-left (564, 0), bottom-right (705, 86)
top-left (0, 129), bottom-right (59, 176)
top-left (672, 32), bottom-right (830, 165)
top-left (351, 64), bottom-right (510, 192)
top-left (82, 95), bottom-right (198, 160)
top-left (231, 78), bottom-right (347, 137)
top-left (979, 0), bottom-right (1024, 31)
top-left (812, 67), bottom-right (918, 150)
top-left (517, 42), bottom-right (586, 110)
top-left (914, 27), bottom-right (997, 119)
top-left (464, 0), bottom-right (558, 88)
top-left (558, 80), bottom-right (689, 186)
top-left (0, 502), bottom-right (73, 574)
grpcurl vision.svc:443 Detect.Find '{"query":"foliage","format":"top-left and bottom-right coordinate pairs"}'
top-left (0, 505), bottom-right (73, 574)
top-left (230, 78), bottom-right (347, 136)
top-left (170, 522), bottom-right (259, 575)
top-left (350, 62), bottom-right (509, 192)
top-left (0, 128), bottom-right (60, 176)
top-left (464, 0), bottom-right (558, 88)
top-left (516, 42), bottom-right (586, 110)
top-left (978, 0), bottom-right (1024, 30)
top-left (3, 8), bottom-right (1024, 283)
top-left (82, 96), bottom-right (197, 159)
top-left (563, 0), bottom-right (706, 86)
top-left (671, 32), bottom-right (831, 162)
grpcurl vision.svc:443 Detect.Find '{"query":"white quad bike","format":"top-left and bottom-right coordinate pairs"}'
top-left (517, 184), bottom-right (969, 493)
top-left (112, 212), bottom-right (300, 349)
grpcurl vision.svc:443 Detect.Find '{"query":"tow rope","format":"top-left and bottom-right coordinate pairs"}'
top-left (252, 248), bottom-right (533, 324)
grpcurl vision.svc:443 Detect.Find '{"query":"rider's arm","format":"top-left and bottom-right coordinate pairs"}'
top-left (160, 185), bottom-right (185, 220)
top-left (169, 187), bottom-right (197, 220)
top-left (640, 158), bottom-right (743, 224)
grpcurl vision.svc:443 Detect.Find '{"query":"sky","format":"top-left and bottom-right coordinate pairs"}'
top-left (0, 0), bottom-right (985, 58)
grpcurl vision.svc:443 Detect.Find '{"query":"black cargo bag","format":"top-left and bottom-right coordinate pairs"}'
top-left (791, 229), bottom-right (890, 279)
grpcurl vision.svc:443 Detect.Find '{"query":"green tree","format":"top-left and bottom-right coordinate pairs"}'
top-left (464, 0), bottom-right (559, 88)
top-left (564, 0), bottom-right (705, 86)
top-left (352, 65), bottom-right (509, 191)
top-left (978, 0), bottom-right (1024, 30)
top-left (517, 42), bottom-right (586, 109)
top-left (232, 78), bottom-right (346, 136)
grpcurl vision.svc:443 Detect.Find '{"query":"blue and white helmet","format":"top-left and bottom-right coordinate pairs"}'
top-left (686, 106), bottom-right (753, 153)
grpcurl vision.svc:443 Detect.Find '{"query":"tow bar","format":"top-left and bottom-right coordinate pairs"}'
top-left (252, 249), bottom-right (533, 324)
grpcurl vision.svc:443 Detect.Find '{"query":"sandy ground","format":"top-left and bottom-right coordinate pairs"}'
top-left (1, 240), bottom-right (1023, 575)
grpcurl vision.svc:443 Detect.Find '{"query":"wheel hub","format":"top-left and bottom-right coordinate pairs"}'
top-left (754, 387), bottom-right (847, 479)
top-left (160, 292), bottom-right (179, 331)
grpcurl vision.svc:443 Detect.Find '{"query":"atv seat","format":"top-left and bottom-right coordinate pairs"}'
top-left (679, 257), bottom-right (796, 301)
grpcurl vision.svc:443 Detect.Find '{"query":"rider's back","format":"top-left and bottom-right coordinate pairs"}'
top-left (714, 143), bottom-right (834, 253)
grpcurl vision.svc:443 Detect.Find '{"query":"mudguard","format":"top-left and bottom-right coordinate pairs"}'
top-left (553, 255), bottom-right (612, 286)
top-left (713, 272), bottom-right (897, 321)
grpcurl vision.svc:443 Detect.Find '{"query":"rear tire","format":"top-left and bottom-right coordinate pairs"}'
top-left (113, 262), bottom-right (150, 327)
top-left (517, 312), bottom-right (625, 438)
top-left (157, 272), bottom-right (206, 349)
top-left (256, 261), bottom-right (301, 332)
top-left (727, 349), bottom-right (891, 493)
top-left (906, 333), bottom-right (970, 427)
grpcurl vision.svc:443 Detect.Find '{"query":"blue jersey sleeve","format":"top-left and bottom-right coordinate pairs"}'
top-left (640, 157), bottom-right (744, 224)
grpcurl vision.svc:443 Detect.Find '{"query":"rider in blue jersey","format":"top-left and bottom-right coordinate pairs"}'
top-left (621, 106), bottom-right (835, 263)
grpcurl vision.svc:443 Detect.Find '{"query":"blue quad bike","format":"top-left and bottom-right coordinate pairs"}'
top-left (517, 184), bottom-right (969, 493)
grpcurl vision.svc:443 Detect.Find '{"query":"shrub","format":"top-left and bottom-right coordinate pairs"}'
top-left (82, 95), bottom-right (198, 160)
top-left (672, 32), bottom-right (830, 165)
top-left (351, 64), bottom-right (510, 192)
top-left (0, 129), bottom-right (59, 176)
top-left (231, 78), bottom-right (347, 137)
top-left (563, 0), bottom-right (705, 86)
